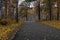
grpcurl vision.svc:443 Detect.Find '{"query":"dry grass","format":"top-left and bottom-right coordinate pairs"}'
top-left (40, 20), bottom-right (60, 29)
top-left (0, 19), bottom-right (24, 40)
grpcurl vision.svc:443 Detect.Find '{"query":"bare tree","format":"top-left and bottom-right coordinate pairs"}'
top-left (57, 1), bottom-right (60, 20)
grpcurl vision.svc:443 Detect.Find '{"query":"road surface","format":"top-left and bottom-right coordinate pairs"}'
top-left (13, 22), bottom-right (60, 40)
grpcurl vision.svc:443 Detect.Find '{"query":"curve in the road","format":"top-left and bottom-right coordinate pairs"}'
top-left (13, 22), bottom-right (60, 40)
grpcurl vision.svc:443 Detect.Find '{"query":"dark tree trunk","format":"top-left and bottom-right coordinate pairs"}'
top-left (7, 0), bottom-right (11, 18)
top-left (0, 0), bottom-right (3, 19)
top-left (4, 0), bottom-right (7, 19)
top-left (38, 1), bottom-right (40, 20)
top-left (57, 3), bottom-right (59, 20)
top-left (16, 0), bottom-right (18, 23)
top-left (47, 0), bottom-right (52, 20)
top-left (26, 8), bottom-right (28, 21)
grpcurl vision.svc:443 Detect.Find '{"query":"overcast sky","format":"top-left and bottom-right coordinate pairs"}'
top-left (18, 0), bottom-right (25, 5)
top-left (18, 0), bottom-right (38, 8)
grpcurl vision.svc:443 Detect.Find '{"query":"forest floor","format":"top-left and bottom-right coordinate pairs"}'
top-left (0, 20), bottom-right (60, 40)
top-left (40, 20), bottom-right (60, 29)
top-left (0, 19), bottom-right (24, 40)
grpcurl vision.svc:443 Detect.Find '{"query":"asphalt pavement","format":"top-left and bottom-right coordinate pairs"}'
top-left (13, 22), bottom-right (60, 40)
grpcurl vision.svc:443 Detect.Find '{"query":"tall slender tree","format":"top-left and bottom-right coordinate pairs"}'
top-left (37, 0), bottom-right (40, 20)
top-left (16, 0), bottom-right (18, 23)
top-left (57, 0), bottom-right (60, 20)
top-left (4, 0), bottom-right (7, 19)
top-left (0, 0), bottom-right (3, 19)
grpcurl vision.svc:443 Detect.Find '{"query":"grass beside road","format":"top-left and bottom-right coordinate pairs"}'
top-left (0, 19), bottom-right (24, 40)
top-left (40, 20), bottom-right (60, 29)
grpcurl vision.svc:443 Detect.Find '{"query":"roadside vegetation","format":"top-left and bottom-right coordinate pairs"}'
top-left (0, 0), bottom-right (60, 40)
top-left (40, 20), bottom-right (60, 29)
top-left (0, 19), bottom-right (24, 40)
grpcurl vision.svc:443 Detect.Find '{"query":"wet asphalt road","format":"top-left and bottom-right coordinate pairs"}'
top-left (13, 22), bottom-right (60, 40)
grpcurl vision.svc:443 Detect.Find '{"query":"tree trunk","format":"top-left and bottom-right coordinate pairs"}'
top-left (38, 1), bottom-right (40, 20)
top-left (16, 0), bottom-right (18, 23)
top-left (8, 0), bottom-right (11, 18)
top-left (0, 0), bottom-right (3, 19)
top-left (4, 0), bottom-right (7, 19)
top-left (47, 0), bottom-right (52, 20)
top-left (26, 9), bottom-right (28, 21)
top-left (57, 3), bottom-right (59, 20)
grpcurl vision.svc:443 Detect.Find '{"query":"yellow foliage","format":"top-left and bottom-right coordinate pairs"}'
top-left (0, 20), bottom-right (24, 40)
top-left (40, 20), bottom-right (60, 29)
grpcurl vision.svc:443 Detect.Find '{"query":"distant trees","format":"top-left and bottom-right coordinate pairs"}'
top-left (45, 0), bottom-right (60, 20)
top-left (46, 0), bottom-right (53, 20)
top-left (18, 4), bottom-right (28, 20)
top-left (0, 0), bottom-right (60, 21)
top-left (25, 0), bottom-right (41, 20)
top-left (2, 0), bottom-right (14, 19)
